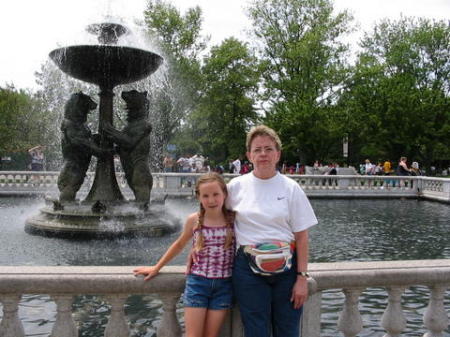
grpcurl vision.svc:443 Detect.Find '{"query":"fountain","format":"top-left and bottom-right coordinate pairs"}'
top-left (25, 22), bottom-right (179, 238)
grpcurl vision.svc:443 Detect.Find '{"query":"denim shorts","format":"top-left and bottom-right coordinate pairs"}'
top-left (183, 274), bottom-right (233, 310)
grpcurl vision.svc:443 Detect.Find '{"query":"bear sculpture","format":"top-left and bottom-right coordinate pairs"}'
top-left (103, 90), bottom-right (153, 204)
top-left (57, 92), bottom-right (110, 202)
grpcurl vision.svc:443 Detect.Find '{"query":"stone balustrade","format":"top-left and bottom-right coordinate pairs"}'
top-left (0, 260), bottom-right (449, 336)
top-left (1, 171), bottom-right (449, 202)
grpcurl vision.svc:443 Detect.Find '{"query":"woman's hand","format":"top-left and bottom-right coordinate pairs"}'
top-left (133, 266), bottom-right (159, 281)
top-left (290, 277), bottom-right (308, 309)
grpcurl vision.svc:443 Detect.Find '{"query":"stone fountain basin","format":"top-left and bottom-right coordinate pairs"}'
top-left (25, 201), bottom-right (179, 239)
top-left (49, 45), bottom-right (163, 87)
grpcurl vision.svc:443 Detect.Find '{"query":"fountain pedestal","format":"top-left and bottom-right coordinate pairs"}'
top-left (85, 87), bottom-right (124, 202)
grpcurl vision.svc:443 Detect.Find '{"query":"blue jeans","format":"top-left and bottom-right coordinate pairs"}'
top-left (233, 249), bottom-right (303, 337)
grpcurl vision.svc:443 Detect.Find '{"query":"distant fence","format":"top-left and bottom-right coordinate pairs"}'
top-left (0, 171), bottom-right (449, 203)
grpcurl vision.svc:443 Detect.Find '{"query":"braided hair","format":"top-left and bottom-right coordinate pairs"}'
top-left (194, 172), bottom-right (235, 252)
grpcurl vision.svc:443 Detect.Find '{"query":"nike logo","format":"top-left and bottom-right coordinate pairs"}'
top-left (277, 197), bottom-right (285, 200)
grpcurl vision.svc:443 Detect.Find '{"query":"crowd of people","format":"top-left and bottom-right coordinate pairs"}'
top-left (5, 144), bottom-right (446, 178)
top-left (164, 154), bottom-right (311, 176)
top-left (162, 153), bottom-right (437, 178)
top-left (360, 157), bottom-right (423, 176)
top-left (163, 154), bottom-right (211, 173)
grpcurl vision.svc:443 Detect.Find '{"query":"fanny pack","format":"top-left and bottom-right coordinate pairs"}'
top-left (243, 241), bottom-right (294, 276)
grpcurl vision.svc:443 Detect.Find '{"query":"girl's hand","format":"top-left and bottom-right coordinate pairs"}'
top-left (133, 266), bottom-right (159, 281)
top-left (290, 277), bottom-right (308, 309)
top-left (185, 249), bottom-right (198, 274)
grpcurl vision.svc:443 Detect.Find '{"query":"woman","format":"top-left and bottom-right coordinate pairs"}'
top-left (397, 157), bottom-right (411, 176)
top-left (28, 145), bottom-right (45, 171)
top-left (227, 125), bottom-right (318, 337)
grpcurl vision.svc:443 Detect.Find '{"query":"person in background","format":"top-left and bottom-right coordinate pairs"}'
top-left (177, 155), bottom-right (192, 173)
top-left (383, 160), bottom-right (392, 175)
top-left (201, 159), bottom-right (211, 173)
top-left (232, 157), bottom-right (241, 175)
top-left (397, 157), bottom-right (411, 176)
top-left (364, 159), bottom-right (374, 175)
top-left (28, 145), bottom-right (45, 171)
top-left (215, 164), bottom-right (224, 174)
top-left (240, 161), bottom-right (251, 174)
top-left (163, 154), bottom-right (174, 173)
top-left (281, 161), bottom-right (287, 174)
top-left (227, 125), bottom-right (318, 337)
top-left (288, 164), bottom-right (295, 175)
top-left (374, 162), bottom-right (383, 175)
top-left (192, 154), bottom-right (205, 172)
top-left (228, 159), bottom-right (235, 174)
top-left (134, 173), bottom-right (235, 337)
top-left (410, 161), bottom-right (422, 176)
top-left (313, 160), bottom-right (320, 175)
top-left (396, 156), bottom-right (411, 188)
top-left (327, 163), bottom-right (337, 175)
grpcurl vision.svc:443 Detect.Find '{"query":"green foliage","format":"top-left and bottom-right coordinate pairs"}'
top-left (248, 0), bottom-right (354, 165)
top-left (0, 85), bottom-right (57, 169)
top-left (341, 17), bottom-right (450, 166)
top-left (181, 38), bottom-right (260, 163)
top-left (144, 1), bottom-right (206, 59)
top-left (8, 2), bottom-right (449, 171)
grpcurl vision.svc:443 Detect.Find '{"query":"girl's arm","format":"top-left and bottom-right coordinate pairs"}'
top-left (291, 229), bottom-right (309, 309)
top-left (133, 213), bottom-right (197, 281)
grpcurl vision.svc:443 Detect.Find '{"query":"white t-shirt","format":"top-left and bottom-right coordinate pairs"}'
top-left (365, 163), bottom-right (374, 174)
top-left (226, 172), bottom-right (318, 245)
top-left (232, 159), bottom-right (241, 174)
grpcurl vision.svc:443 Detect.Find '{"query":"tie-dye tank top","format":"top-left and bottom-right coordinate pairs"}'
top-left (189, 224), bottom-right (235, 279)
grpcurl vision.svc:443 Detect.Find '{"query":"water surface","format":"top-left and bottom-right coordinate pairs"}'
top-left (0, 197), bottom-right (449, 336)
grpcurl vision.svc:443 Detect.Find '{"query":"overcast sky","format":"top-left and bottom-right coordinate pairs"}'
top-left (1, 0), bottom-right (449, 90)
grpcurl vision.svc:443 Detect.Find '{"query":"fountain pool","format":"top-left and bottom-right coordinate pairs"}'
top-left (1, 196), bottom-right (449, 336)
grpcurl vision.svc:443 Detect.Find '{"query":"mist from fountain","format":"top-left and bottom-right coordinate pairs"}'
top-left (25, 15), bottom-right (180, 238)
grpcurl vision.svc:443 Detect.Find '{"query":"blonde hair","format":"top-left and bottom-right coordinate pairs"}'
top-left (246, 125), bottom-right (282, 152)
top-left (194, 172), bottom-right (235, 252)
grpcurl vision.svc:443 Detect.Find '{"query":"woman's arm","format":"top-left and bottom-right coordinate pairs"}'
top-left (133, 213), bottom-right (197, 281)
top-left (290, 229), bottom-right (309, 309)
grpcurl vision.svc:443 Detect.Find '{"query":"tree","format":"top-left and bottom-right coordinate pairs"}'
top-left (340, 17), bottom-right (450, 167)
top-left (248, 0), bottom-right (354, 165)
top-left (143, 0), bottom-right (207, 168)
top-left (185, 38), bottom-right (260, 163)
top-left (0, 85), bottom-right (57, 170)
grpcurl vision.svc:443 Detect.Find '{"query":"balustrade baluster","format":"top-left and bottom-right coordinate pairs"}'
top-left (302, 291), bottom-right (322, 337)
top-left (104, 295), bottom-right (130, 337)
top-left (423, 285), bottom-right (449, 337)
top-left (337, 288), bottom-right (364, 337)
top-left (381, 287), bottom-right (406, 337)
top-left (50, 295), bottom-right (77, 337)
top-left (157, 293), bottom-right (182, 337)
top-left (0, 294), bottom-right (25, 337)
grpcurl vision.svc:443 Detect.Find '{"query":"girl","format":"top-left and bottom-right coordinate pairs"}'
top-left (134, 172), bottom-right (235, 337)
